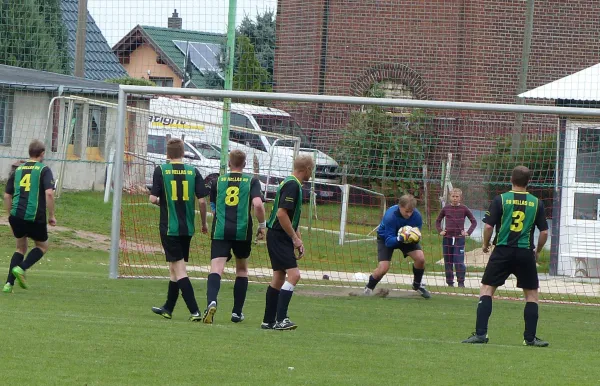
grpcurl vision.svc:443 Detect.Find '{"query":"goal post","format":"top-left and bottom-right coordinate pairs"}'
top-left (109, 86), bottom-right (600, 304)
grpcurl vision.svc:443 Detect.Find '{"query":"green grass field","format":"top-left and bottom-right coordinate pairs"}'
top-left (0, 189), bottom-right (599, 384)
top-left (1, 248), bottom-right (599, 385)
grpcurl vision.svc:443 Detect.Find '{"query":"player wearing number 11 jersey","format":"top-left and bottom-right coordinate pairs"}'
top-left (462, 166), bottom-right (550, 347)
top-left (150, 138), bottom-right (208, 321)
top-left (203, 150), bottom-right (266, 324)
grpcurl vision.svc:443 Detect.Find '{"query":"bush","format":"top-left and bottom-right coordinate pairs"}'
top-left (334, 102), bottom-right (436, 200)
top-left (479, 135), bottom-right (556, 217)
top-left (105, 77), bottom-right (156, 86)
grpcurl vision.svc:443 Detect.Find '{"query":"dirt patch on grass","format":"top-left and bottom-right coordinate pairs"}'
top-left (0, 219), bottom-right (161, 253)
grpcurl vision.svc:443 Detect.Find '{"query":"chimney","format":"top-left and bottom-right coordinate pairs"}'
top-left (168, 9), bottom-right (182, 29)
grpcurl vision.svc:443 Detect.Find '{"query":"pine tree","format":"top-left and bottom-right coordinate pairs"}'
top-left (0, 0), bottom-right (70, 74)
top-left (233, 36), bottom-right (271, 92)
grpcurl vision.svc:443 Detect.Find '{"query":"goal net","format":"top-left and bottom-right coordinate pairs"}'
top-left (109, 89), bottom-right (600, 305)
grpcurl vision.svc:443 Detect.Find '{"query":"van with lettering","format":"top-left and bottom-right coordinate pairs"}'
top-left (147, 97), bottom-right (341, 199)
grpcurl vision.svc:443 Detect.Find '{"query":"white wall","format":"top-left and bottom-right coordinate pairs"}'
top-left (0, 90), bottom-right (149, 191)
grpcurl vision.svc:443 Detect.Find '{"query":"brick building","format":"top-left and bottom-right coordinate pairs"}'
top-left (272, 0), bottom-right (600, 188)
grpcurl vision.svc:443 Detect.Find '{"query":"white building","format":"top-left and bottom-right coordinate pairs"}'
top-left (0, 64), bottom-right (149, 191)
top-left (521, 63), bottom-right (600, 277)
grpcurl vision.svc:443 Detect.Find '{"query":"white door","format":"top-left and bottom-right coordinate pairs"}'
top-left (559, 122), bottom-right (600, 276)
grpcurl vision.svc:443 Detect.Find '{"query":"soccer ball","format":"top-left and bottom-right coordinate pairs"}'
top-left (397, 226), bottom-right (421, 244)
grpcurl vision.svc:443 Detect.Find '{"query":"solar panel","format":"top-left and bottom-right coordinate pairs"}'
top-left (173, 40), bottom-right (222, 78)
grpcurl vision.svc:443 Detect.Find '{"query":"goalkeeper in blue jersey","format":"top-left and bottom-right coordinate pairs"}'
top-left (363, 194), bottom-right (431, 298)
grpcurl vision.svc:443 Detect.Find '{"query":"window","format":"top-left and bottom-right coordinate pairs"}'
top-left (147, 135), bottom-right (166, 154)
top-left (575, 127), bottom-right (600, 184)
top-left (149, 77), bottom-right (174, 87)
top-left (230, 130), bottom-right (266, 152)
top-left (183, 143), bottom-right (200, 160)
top-left (189, 141), bottom-right (221, 160)
top-left (88, 107), bottom-right (107, 149)
top-left (67, 104), bottom-right (84, 159)
top-left (573, 193), bottom-right (600, 221)
top-left (231, 113), bottom-right (252, 129)
top-left (254, 115), bottom-right (312, 148)
top-left (0, 93), bottom-right (13, 145)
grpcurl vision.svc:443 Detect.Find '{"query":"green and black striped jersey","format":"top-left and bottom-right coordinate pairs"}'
top-left (151, 162), bottom-right (208, 236)
top-left (5, 161), bottom-right (55, 223)
top-left (483, 190), bottom-right (548, 249)
top-left (210, 172), bottom-right (263, 241)
top-left (267, 176), bottom-right (303, 232)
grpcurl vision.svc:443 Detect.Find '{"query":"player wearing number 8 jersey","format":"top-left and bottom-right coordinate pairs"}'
top-left (462, 166), bottom-right (550, 347)
top-left (3, 140), bottom-right (56, 293)
top-left (150, 138), bottom-right (209, 321)
top-left (203, 150), bottom-right (266, 324)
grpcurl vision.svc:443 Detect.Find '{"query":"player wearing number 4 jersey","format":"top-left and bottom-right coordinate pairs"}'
top-left (203, 150), bottom-right (266, 324)
top-left (150, 138), bottom-right (209, 321)
top-left (462, 166), bottom-right (550, 347)
top-left (3, 140), bottom-right (56, 293)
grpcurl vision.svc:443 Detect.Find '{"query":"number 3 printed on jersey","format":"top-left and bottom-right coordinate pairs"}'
top-left (510, 210), bottom-right (525, 232)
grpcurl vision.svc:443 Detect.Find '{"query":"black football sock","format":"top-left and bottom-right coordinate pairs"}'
top-left (475, 295), bottom-right (493, 336)
top-left (206, 273), bottom-right (221, 306)
top-left (232, 276), bottom-right (249, 315)
top-left (6, 252), bottom-right (24, 285)
top-left (177, 277), bottom-right (199, 314)
top-left (412, 266), bottom-right (425, 287)
top-left (20, 248), bottom-right (44, 271)
top-left (366, 275), bottom-right (381, 290)
top-left (163, 280), bottom-right (179, 312)
top-left (263, 286), bottom-right (280, 324)
top-left (523, 302), bottom-right (539, 342)
top-left (276, 282), bottom-right (295, 322)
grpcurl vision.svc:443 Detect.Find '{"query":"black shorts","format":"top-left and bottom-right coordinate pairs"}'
top-left (8, 216), bottom-right (48, 242)
top-left (266, 229), bottom-right (297, 272)
top-left (160, 233), bottom-right (192, 263)
top-left (481, 246), bottom-right (539, 289)
top-left (211, 239), bottom-right (252, 261)
top-left (377, 237), bottom-right (422, 262)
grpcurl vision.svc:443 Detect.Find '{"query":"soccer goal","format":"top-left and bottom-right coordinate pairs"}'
top-left (109, 86), bottom-right (600, 304)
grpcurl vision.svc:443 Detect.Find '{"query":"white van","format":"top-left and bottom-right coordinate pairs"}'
top-left (147, 97), bottom-right (341, 198)
top-left (144, 128), bottom-right (222, 188)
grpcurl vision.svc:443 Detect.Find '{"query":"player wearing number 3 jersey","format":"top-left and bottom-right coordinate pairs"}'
top-left (150, 138), bottom-right (209, 322)
top-left (462, 166), bottom-right (550, 347)
top-left (202, 150), bottom-right (266, 324)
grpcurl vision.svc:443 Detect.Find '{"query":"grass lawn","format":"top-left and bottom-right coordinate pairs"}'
top-left (0, 189), bottom-right (599, 384)
top-left (0, 247), bottom-right (599, 385)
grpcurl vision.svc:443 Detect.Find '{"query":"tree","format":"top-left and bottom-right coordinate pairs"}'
top-left (479, 135), bottom-right (556, 217)
top-left (334, 84), bottom-right (436, 199)
top-left (233, 36), bottom-right (271, 93)
top-left (38, 0), bottom-right (70, 74)
top-left (0, 0), bottom-right (70, 74)
top-left (237, 11), bottom-right (275, 83)
top-left (215, 11), bottom-right (276, 89)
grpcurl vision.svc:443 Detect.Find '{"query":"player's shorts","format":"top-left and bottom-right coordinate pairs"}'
top-left (266, 229), bottom-right (298, 271)
top-left (8, 216), bottom-right (48, 242)
top-left (160, 233), bottom-right (192, 263)
top-left (210, 239), bottom-right (252, 261)
top-left (377, 237), bottom-right (422, 262)
top-left (481, 245), bottom-right (539, 289)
